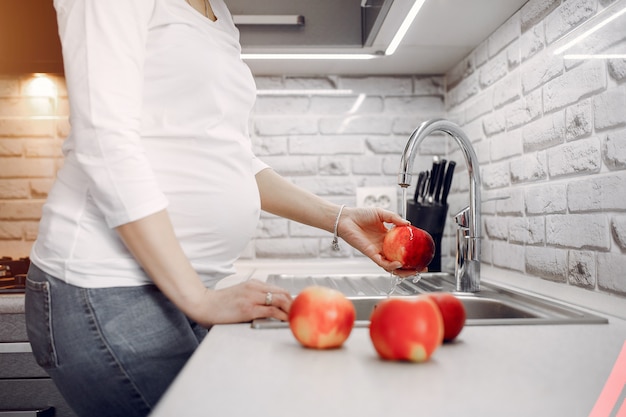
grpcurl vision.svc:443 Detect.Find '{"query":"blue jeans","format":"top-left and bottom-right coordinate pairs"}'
top-left (25, 263), bottom-right (208, 417)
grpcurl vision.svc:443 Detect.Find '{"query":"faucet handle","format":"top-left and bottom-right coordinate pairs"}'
top-left (454, 206), bottom-right (470, 228)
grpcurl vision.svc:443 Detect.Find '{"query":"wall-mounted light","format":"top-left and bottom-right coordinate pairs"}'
top-left (25, 73), bottom-right (57, 98)
top-left (23, 73), bottom-right (59, 119)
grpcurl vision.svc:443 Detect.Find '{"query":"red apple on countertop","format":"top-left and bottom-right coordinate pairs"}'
top-left (427, 292), bottom-right (466, 342)
top-left (288, 286), bottom-right (356, 349)
top-left (369, 296), bottom-right (444, 362)
top-left (382, 224), bottom-right (435, 271)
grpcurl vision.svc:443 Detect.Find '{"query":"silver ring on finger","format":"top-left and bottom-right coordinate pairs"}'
top-left (264, 291), bottom-right (273, 306)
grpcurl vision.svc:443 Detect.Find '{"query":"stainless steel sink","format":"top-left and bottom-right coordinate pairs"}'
top-left (346, 294), bottom-right (539, 324)
top-left (251, 272), bottom-right (608, 329)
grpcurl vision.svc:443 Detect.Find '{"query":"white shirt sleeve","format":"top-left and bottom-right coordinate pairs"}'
top-left (55, 0), bottom-right (169, 228)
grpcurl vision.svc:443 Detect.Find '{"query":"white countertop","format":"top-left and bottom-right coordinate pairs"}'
top-left (150, 261), bottom-right (626, 417)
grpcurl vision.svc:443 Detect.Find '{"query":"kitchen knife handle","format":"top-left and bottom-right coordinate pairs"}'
top-left (420, 171), bottom-right (429, 202)
top-left (414, 171), bottom-right (425, 203)
top-left (434, 159), bottom-right (447, 203)
top-left (441, 161), bottom-right (456, 205)
top-left (427, 157), bottom-right (440, 203)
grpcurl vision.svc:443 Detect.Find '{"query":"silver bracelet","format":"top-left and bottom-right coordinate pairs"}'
top-left (331, 204), bottom-right (346, 251)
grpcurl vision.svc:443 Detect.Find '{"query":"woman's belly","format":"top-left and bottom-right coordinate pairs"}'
top-left (145, 136), bottom-right (261, 286)
top-left (31, 135), bottom-right (261, 289)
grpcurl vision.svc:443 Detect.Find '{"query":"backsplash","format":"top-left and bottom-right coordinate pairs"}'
top-left (445, 0), bottom-right (626, 296)
top-left (0, 74), bottom-right (67, 257)
top-left (0, 0), bottom-right (624, 298)
top-left (246, 75), bottom-right (446, 260)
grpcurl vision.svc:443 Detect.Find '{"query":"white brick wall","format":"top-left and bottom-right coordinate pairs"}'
top-left (446, 0), bottom-right (626, 296)
top-left (250, 76), bottom-right (446, 259)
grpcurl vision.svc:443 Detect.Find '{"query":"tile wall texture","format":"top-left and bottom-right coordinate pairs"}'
top-left (0, 0), bottom-right (624, 298)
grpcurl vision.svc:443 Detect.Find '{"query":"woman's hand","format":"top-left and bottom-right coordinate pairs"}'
top-left (117, 209), bottom-right (292, 328)
top-left (197, 280), bottom-right (292, 326)
top-left (255, 170), bottom-right (421, 277)
top-left (336, 207), bottom-right (418, 276)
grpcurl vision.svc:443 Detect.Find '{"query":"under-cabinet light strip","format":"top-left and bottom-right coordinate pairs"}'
top-left (241, 53), bottom-right (377, 60)
top-left (232, 15), bottom-right (304, 26)
top-left (563, 54), bottom-right (626, 60)
top-left (256, 89), bottom-right (354, 96)
top-left (553, 0), bottom-right (626, 55)
top-left (384, 0), bottom-right (426, 56)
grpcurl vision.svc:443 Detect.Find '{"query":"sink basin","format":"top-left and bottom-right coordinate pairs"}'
top-left (347, 294), bottom-right (539, 324)
top-left (251, 272), bottom-right (608, 329)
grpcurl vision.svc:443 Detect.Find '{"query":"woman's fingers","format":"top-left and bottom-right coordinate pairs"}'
top-left (246, 280), bottom-right (292, 321)
top-left (258, 287), bottom-right (292, 316)
top-left (259, 305), bottom-right (290, 322)
top-left (378, 208), bottom-right (410, 226)
top-left (370, 253), bottom-right (401, 271)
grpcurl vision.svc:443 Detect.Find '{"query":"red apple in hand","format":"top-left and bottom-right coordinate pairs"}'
top-left (369, 296), bottom-right (443, 362)
top-left (427, 292), bottom-right (466, 342)
top-left (288, 286), bottom-right (356, 349)
top-left (382, 225), bottom-right (435, 270)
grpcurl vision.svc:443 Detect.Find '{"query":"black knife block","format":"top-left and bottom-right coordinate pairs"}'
top-left (406, 201), bottom-right (449, 272)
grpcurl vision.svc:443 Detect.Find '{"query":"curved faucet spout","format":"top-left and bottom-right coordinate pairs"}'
top-left (398, 119), bottom-right (482, 292)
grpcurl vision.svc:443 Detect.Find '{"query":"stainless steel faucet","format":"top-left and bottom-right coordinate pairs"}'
top-left (398, 119), bottom-right (482, 292)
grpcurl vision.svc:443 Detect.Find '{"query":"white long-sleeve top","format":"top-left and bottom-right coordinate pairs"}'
top-left (31, 0), bottom-right (267, 289)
